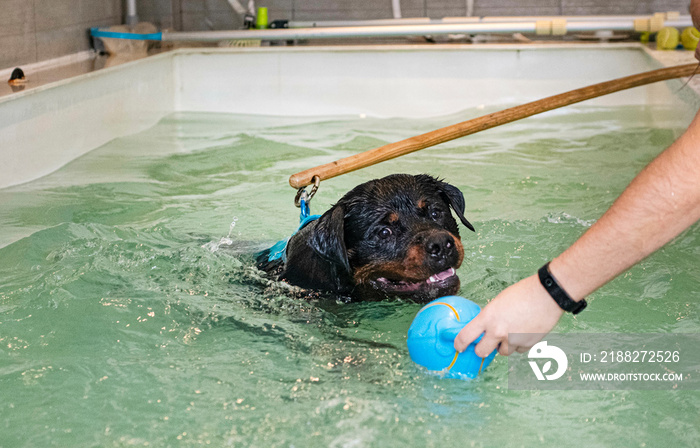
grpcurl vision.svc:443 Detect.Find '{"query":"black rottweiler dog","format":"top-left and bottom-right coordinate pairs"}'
top-left (257, 174), bottom-right (474, 302)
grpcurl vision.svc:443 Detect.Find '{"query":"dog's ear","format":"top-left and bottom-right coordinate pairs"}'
top-left (309, 205), bottom-right (352, 274)
top-left (438, 181), bottom-right (475, 232)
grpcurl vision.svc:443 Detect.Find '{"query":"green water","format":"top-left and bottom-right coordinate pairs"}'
top-left (1, 106), bottom-right (699, 447)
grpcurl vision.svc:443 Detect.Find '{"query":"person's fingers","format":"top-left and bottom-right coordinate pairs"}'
top-left (516, 345), bottom-right (530, 353)
top-left (497, 339), bottom-right (515, 356)
top-left (695, 45), bottom-right (700, 62)
top-left (453, 317), bottom-right (485, 352)
top-left (474, 333), bottom-right (501, 358)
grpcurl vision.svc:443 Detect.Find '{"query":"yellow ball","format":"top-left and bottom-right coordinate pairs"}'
top-left (681, 27), bottom-right (700, 50)
top-left (656, 27), bottom-right (680, 50)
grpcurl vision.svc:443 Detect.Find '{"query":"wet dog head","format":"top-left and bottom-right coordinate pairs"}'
top-left (309, 174), bottom-right (474, 301)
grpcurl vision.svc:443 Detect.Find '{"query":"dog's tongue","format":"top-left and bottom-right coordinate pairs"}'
top-left (427, 268), bottom-right (455, 284)
top-left (375, 267), bottom-right (456, 292)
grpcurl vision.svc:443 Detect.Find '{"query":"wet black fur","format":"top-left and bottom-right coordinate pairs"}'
top-left (9, 68), bottom-right (25, 81)
top-left (256, 174), bottom-right (474, 300)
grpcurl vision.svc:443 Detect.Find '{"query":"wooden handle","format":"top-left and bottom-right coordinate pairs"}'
top-left (289, 62), bottom-right (698, 189)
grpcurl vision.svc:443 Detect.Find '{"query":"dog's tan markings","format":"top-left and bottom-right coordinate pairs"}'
top-left (417, 199), bottom-right (426, 209)
top-left (353, 245), bottom-right (431, 284)
top-left (403, 245), bottom-right (425, 273)
top-left (352, 233), bottom-right (464, 285)
top-left (388, 212), bottom-right (399, 223)
top-left (451, 233), bottom-right (464, 268)
top-left (353, 261), bottom-right (406, 285)
top-left (352, 254), bottom-right (432, 285)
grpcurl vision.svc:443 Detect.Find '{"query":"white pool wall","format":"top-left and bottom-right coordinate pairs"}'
top-left (0, 54), bottom-right (175, 189)
top-left (175, 45), bottom-right (689, 118)
top-left (1, 44), bottom-right (698, 189)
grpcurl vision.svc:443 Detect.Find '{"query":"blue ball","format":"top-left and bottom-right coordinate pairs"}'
top-left (407, 296), bottom-right (496, 379)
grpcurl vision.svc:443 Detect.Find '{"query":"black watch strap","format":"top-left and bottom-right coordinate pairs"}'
top-left (538, 262), bottom-right (587, 314)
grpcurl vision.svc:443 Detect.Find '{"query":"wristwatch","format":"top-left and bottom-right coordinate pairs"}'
top-left (538, 262), bottom-right (587, 314)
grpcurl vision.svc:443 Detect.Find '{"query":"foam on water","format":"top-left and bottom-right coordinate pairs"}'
top-left (0, 106), bottom-right (699, 447)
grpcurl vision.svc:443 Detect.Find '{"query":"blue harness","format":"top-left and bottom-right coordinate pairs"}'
top-left (265, 198), bottom-right (321, 263)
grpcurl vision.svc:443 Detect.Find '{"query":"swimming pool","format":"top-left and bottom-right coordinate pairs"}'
top-left (1, 45), bottom-right (699, 446)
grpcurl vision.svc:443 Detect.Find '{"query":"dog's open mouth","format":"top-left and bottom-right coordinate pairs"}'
top-left (372, 267), bottom-right (458, 296)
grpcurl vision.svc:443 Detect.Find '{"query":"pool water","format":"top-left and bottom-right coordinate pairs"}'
top-left (1, 105), bottom-right (699, 447)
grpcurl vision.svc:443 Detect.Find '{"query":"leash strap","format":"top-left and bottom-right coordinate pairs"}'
top-left (265, 198), bottom-right (321, 262)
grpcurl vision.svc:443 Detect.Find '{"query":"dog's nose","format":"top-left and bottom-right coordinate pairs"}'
top-left (425, 233), bottom-right (455, 266)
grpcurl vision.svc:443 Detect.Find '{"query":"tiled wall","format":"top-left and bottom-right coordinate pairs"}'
top-left (0, 0), bottom-right (122, 69)
top-left (148, 0), bottom-right (691, 30)
top-left (0, 0), bottom-right (692, 70)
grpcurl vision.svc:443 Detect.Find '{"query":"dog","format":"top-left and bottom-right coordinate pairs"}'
top-left (7, 68), bottom-right (25, 85)
top-left (257, 174), bottom-right (474, 302)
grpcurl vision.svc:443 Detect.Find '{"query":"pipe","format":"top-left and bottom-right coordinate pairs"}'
top-left (91, 28), bottom-right (162, 40)
top-left (125, 0), bottom-right (138, 26)
top-left (392, 0), bottom-right (402, 19)
top-left (226, 0), bottom-right (247, 16)
top-left (91, 14), bottom-right (694, 42)
top-left (225, 0), bottom-right (256, 17)
top-left (159, 20), bottom-right (686, 42)
top-left (466, 0), bottom-right (474, 17)
top-left (479, 15), bottom-right (674, 23)
top-left (291, 18), bottom-right (434, 28)
top-left (290, 15), bottom-right (691, 28)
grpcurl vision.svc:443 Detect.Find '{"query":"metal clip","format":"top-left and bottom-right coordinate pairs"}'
top-left (294, 175), bottom-right (321, 208)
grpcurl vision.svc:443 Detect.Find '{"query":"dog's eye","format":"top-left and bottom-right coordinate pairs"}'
top-left (430, 210), bottom-right (442, 220)
top-left (379, 227), bottom-right (393, 239)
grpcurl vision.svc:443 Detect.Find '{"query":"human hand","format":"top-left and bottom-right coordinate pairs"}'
top-left (692, 0), bottom-right (700, 63)
top-left (453, 274), bottom-right (565, 357)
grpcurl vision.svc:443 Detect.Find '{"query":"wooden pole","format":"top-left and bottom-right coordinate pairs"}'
top-left (289, 62), bottom-right (698, 189)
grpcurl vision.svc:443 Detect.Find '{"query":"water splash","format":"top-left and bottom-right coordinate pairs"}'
top-left (202, 216), bottom-right (239, 252)
top-left (546, 212), bottom-right (595, 228)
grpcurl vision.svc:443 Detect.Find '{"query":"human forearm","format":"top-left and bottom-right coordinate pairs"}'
top-left (456, 114), bottom-right (700, 356)
top-left (456, 4), bottom-right (700, 357)
top-left (551, 111), bottom-right (700, 301)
